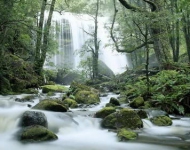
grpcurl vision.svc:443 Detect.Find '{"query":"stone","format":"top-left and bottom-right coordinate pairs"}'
top-left (32, 99), bottom-right (67, 112)
top-left (101, 108), bottom-right (143, 129)
top-left (19, 125), bottom-right (58, 143)
top-left (150, 115), bottom-right (172, 126)
top-left (129, 96), bottom-right (144, 108)
top-left (117, 128), bottom-right (138, 141)
top-left (62, 98), bottom-right (78, 108)
top-left (109, 97), bottom-right (120, 106)
top-left (75, 90), bottom-right (100, 104)
top-left (95, 107), bottom-right (116, 118)
top-left (20, 111), bottom-right (48, 128)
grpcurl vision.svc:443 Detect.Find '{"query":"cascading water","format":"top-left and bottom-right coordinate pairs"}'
top-left (48, 12), bottom-right (129, 74)
top-left (1, 93), bottom-right (188, 150)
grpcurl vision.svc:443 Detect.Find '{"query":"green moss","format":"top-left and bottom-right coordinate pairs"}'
top-left (101, 108), bottom-right (143, 129)
top-left (95, 107), bottom-right (116, 118)
top-left (63, 98), bottom-right (78, 108)
top-left (42, 85), bottom-right (69, 93)
top-left (109, 97), bottom-right (120, 106)
top-left (32, 99), bottom-right (67, 112)
top-left (117, 128), bottom-right (138, 141)
top-left (75, 90), bottom-right (100, 104)
top-left (20, 125), bottom-right (58, 143)
top-left (150, 116), bottom-right (172, 126)
top-left (136, 110), bottom-right (148, 119)
top-left (130, 96), bottom-right (144, 108)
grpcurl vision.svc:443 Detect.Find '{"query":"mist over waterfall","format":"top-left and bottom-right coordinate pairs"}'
top-left (48, 12), bottom-right (129, 74)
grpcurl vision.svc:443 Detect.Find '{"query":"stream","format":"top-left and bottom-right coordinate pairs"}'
top-left (0, 92), bottom-right (190, 150)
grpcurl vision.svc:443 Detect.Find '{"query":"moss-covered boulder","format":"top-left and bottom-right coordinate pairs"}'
top-left (109, 97), bottom-right (120, 106)
top-left (105, 103), bottom-right (115, 107)
top-left (20, 111), bottom-right (48, 128)
top-left (101, 108), bottom-right (143, 129)
top-left (32, 99), bottom-right (67, 112)
top-left (62, 98), bottom-right (78, 108)
top-left (95, 107), bottom-right (116, 118)
top-left (0, 54), bottom-right (42, 94)
top-left (42, 85), bottom-right (68, 93)
top-left (19, 125), bottom-right (58, 143)
top-left (117, 128), bottom-right (138, 141)
top-left (150, 115), bottom-right (172, 126)
top-left (75, 90), bottom-right (100, 104)
top-left (129, 96), bottom-right (144, 108)
top-left (136, 109), bottom-right (148, 119)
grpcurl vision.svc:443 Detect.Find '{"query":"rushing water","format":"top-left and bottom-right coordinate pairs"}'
top-left (0, 93), bottom-right (190, 150)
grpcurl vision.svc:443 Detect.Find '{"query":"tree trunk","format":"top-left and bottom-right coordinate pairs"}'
top-left (182, 11), bottom-right (190, 62)
top-left (92, 0), bottom-right (100, 79)
top-left (34, 0), bottom-right (56, 75)
top-left (34, 0), bottom-right (47, 75)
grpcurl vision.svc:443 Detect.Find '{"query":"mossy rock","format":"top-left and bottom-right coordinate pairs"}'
top-left (19, 125), bottom-right (58, 143)
top-left (101, 108), bottom-right (143, 129)
top-left (105, 103), bottom-right (115, 107)
top-left (75, 90), bottom-right (100, 104)
top-left (129, 96), bottom-right (144, 108)
top-left (32, 99), bottom-right (67, 112)
top-left (70, 82), bottom-right (98, 94)
top-left (136, 109), bottom-right (148, 119)
top-left (117, 128), bottom-right (138, 141)
top-left (95, 107), bottom-right (116, 118)
top-left (62, 98), bottom-right (78, 108)
top-left (109, 97), bottom-right (120, 106)
top-left (150, 116), bottom-right (172, 126)
top-left (41, 85), bottom-right (68, 93)
top-left (0, 54), bottom-right (42, 94)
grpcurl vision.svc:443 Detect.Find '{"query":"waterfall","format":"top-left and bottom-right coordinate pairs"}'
top-left (48, 12), bottom-right (129, 74)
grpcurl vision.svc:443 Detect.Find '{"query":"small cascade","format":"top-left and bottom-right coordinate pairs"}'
top-left (47, 12), bottom-right (129, 74)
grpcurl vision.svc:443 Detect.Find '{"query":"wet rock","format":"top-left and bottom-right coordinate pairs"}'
top-left (19, 125), bottom-right (58, 143)
top-left (20, 111), bottom-right (48, 128)
top-left (62, 98), bottom-right (78, 108)
top-left (101, 108), bottom-right (143, 129)
top-left (117, 128), bottom-right (138, 141)
top-left (136, 109), bottom-right (148, 119)
top-left (150, 115), bottom-right (172, 126)
top-left (32, 99), bottom-right (67, 112)
top-left (129, 96), bottom-right (144, 108)
top-left (75, 90), bottom-right (100, 105)
top-left (95, 107), bottom-right (116, 118)
top-left (42, 84), bottom-right (68, 93)
top-left (109, 97), bottom-right (120, 106)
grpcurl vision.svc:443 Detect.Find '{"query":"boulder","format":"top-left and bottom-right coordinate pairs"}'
top-left (98, 60), bottom-right (115, 78)
top-left (117, 128), bottom-right (138, 141)
top-left (95, 107), bottom-right (116, 118)
top-left (19, 125), bottom-right (58, 143)
top-left (75, 90), bottom-right (100, 104)
top-left (32, 99), bottom-right (67, 112)
top-left (136, 109), bottom-right (148, 119)
top-left (109, 97), bottom-right (120, 106)
top-left (101, 108), bottom-right (143, 129)
top-left (62, 98), bottom-right (78, 108)
top-left (0, 54), bottom-right (42, 94)
top-left (19, 111), bottom-right (48, 128)
top-left (150, 115), bottom-right (172, 126)
top-left (42, 84), bottom-right (68, 93)
top-left (129, 96), bottom-right (144, 108)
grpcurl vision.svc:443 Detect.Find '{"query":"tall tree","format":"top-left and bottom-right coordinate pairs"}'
top-left (117, 0), bottom-right (172, 68)
top-left (34, 0), bottom-right (56, 75)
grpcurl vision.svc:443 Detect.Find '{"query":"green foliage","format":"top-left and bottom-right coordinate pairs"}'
top-left (125, 69), bottom-right (190, 114)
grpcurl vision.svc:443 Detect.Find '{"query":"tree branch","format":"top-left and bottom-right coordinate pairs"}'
top-left (118, 0), bottom-right (157, 12)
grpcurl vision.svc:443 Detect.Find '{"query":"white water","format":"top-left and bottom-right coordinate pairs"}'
top-left (48, 12), bottom-right (129, 74)
top-left (0, 93), bottom-right (189, 150)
